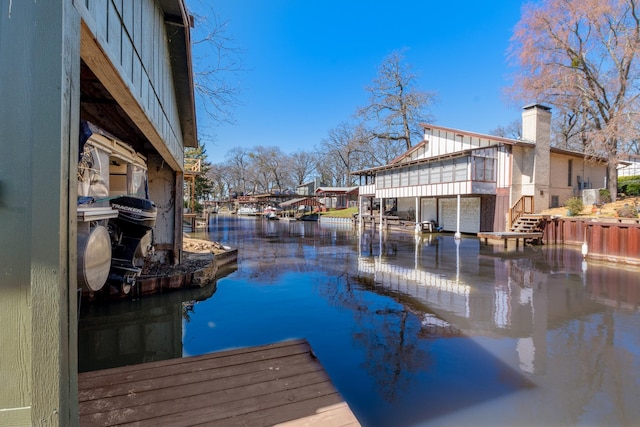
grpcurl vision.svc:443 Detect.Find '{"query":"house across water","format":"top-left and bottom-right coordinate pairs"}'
top-left (352, 104), bottom-right (608, 234)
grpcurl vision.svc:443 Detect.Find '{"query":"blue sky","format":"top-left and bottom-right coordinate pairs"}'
top-left (188, 1), bottom-right (526, 164)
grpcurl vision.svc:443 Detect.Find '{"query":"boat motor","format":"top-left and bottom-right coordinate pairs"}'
top-left (107, 196), bottom-right (157, 294)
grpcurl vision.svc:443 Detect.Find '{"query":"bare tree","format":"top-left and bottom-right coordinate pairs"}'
top-left (509, 0), bottom-right (640, 200)
top-left (289, 150), bottom-right (317, 186)
top-left (358, 51), bottom-right (437, 153)
top-left (319, 122), bottom-right (369, 186)
top-left (188, 1), bottom-right (244, 140)
top-left (207, 163), bottom-right (232, 200)
top-left (225, 147), bottom-right (251, 195)
top-left (249, 146), bottom-right (290, 192)
top-left (490, 119), bottom-right (522, 140)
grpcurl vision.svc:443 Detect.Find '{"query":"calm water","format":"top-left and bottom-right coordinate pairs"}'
top-left (79, 215), bottom-right (640, 427)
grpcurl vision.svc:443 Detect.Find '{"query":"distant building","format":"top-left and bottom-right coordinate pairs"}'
top-left (618, 155), bottom-right (640, 177)
top-left (352, 105), bottom-right (608, 233)
top-left (297, 177), bottom-right (323, 196)
top-left (315, 186), bottom-right (359, 209)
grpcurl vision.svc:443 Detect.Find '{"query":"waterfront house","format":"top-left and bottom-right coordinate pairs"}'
top-left (0, 1), bottom-right (196, 424)
top-left (352, 105), bottom-right (608, 233)
top-left (316, 186), bottom-right (359, 209)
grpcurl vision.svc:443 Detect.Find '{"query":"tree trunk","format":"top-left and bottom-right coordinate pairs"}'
top-left (608, 164), bottom-right (618, 202)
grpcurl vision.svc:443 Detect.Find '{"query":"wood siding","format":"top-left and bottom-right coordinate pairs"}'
top-left (424, 128), bottom-right (499, 158)
top-left (77, 0), bottom-right (184, 169)
top-left (0, 1), bottom-right (80, 425)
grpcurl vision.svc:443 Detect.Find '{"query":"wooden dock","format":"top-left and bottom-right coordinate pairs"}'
top-left (477, 231), bottom-right (544, 248)
top-left (78, 339), bottom-right (360, 426)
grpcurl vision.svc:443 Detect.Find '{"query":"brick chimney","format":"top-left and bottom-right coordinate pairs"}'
top-left (522, 104), bottom-right (552, 211)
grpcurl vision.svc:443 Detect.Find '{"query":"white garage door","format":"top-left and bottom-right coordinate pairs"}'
top-left (420, 198), bottom-right (437, 223)
top-left (439, 197), bottom-right (480, 233)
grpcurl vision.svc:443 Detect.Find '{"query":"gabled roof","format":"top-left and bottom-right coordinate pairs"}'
top-left (351, 122), bottom-right (538, 176)
top-left (280, 197), bottom-right (324, 207)
top-left (389, 140), bottom-right (428, 165)
top-left (315, 186), bottom-right (359, 195)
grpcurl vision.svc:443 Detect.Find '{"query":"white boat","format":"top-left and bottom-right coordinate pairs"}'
top-left (237, 206), bottom-right (260, 216)
top-left (266, 211), bottom-right (279, 220)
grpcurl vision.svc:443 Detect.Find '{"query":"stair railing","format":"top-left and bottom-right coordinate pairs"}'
top-left (509, 195), bottom-right (534, 229)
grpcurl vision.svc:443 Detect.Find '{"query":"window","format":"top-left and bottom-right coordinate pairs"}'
top-left (431, 163), bottom-right (441, 183)
top-left (454, 157), bottom-right (468, 181)
top-left (400, 168), bottom-right (409, 186)
top-left (409, 166), bottom-right (419, 186)
top-left (472, 155), bottom-right (496, 181)
top-left (568, 159), bottom-right (573, 186)
top-left (442, 160), bottom-right (454, 182)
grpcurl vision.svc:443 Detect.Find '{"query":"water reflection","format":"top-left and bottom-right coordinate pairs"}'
top-left (78, 215), bottom-right (640, 426)
top-left (78, 283), bottom-right (220, 372)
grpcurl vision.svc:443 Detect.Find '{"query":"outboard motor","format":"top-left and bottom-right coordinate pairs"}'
top-left (108, 196), bottom-right (157, 293)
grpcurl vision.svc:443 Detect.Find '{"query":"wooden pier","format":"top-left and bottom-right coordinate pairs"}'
top-left (78, 339), bottom-right (360, 426)
top-left (477, 231), bottom-right (544, 248)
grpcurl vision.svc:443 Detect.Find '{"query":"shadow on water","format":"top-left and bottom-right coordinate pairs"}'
top-left (79, 214), bottom-right (640, 427)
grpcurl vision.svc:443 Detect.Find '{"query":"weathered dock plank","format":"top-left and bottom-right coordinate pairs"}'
top-left (477, 231), bottom-right (544, 248)
top-left (78, 339), bottom-right (360, 426)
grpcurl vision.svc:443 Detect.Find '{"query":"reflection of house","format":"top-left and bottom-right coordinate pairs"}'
top-left (352, 105), bottom-right (607, 233)
top-left (316, 186), bottom-right (359, 209)
top-left (1, 1), bottom-right (196, 423)
top-left (78, 285), bottom-right (216, 372)
top-left (356, 234), bottom-right (616, 376)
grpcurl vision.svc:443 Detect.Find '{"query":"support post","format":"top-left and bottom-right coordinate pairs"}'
top-left (414, 196), bottom-right (421, 234)
top-left (455, 194), bottom-right (461, 240)
top-left (358, 196), bottom-right (363, 229)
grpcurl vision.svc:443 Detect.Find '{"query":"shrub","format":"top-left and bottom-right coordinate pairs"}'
top-left (599, 188), bottom-right (611, 203)
top-left (616, 203), bottom-right (639, 218)
top-left (565, 196), bottom-right (584, 216)
top-left (618, 175), bottom-right (640, 197)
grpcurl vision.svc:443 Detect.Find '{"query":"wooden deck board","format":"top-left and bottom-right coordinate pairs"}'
top-left (78, 339), bottom-right (360, 427)
top-left (477, 232), bottom-right (544, 248)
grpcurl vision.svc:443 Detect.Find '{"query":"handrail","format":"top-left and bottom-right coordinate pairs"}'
top-left (183, 158), bottom-right (201, 173)
top-left (509, 195), bottom-right (534, 229)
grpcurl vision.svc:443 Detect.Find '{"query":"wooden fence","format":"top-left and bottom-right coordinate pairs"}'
top-left (542, 218), bottom-right (640, 265)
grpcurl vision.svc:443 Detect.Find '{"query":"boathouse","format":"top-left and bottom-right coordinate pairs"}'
top-left (316, 186), bottom-right (359, 209)
top-left (0, 1), bottom-right (196, 424)
top-left (352, 105), bottom-right (608, 233)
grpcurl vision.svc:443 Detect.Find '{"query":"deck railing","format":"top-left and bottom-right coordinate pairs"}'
top-left (509, 195), bottom-right (534, 229)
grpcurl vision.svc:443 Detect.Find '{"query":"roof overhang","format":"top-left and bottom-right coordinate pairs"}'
top-left (352, 149), bottom-right (476, 176)
top-left (420, 123), bottom-right (523, 146)
top-left (280, 197), bottom-right (325, 207)
top-left (161, 0), bottom-right (198, 148)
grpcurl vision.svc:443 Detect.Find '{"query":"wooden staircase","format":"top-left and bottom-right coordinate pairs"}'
top-left (510, 214), bottom-right (545, 242)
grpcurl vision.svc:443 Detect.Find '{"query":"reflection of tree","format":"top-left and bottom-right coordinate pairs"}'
top-left (356, 304), bottom-right (428, 402)
top-left (523, 309), bottom-right (640, 425)
top-left (320, 271), bottom-right (432, 403)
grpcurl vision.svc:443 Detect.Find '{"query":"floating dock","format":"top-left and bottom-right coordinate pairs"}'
top-left (477, 231), bottom-right (544, 248)
top-left (78, 339), bottom-right (360, 426)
